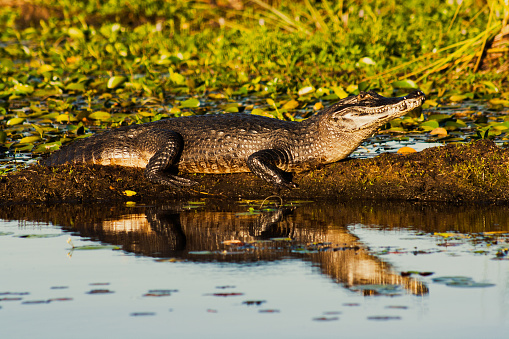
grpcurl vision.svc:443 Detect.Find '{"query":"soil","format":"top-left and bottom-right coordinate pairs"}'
top-left (2, 140), bottom-right (509, 205)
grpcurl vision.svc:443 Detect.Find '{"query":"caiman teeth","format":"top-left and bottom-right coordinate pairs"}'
top-left (400, 102), bottom-right (408, 111)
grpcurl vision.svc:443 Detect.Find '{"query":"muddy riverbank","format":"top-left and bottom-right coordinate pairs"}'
top-left (1, 140), bottom-right (508, 204)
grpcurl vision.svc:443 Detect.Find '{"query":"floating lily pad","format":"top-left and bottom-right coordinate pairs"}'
top-left (353, 284), bottom-right (403, 295)
top-left (143, 289), bottom-right (178, 297)
top-left (298, 86), bottom-right (314, 96)
top-left (386, 306), bottom-right (409, 309)
top-left (86, 289), bottom-right (114, 294)
top-left (0, 292), bottom-right (29, 296)
top-left (88, 111), bottom-right (111, 120)
top-left (18, 136), bottom-right (41, 144)
top-left (313, 316), bottom-right (339, 321)
top-left (188, 250), bottom-right (214, 255)
top-left (243, 300), bottom-right (266, 306)
top-left (22, 300), bottom-right (50, 305)
top-left (48, 298), bottom-right (73, 302)
top-left (7, 118), bottom-right (25, 126)
top-left (130, 312), bottom-right (156, 316)
top-left (367, 316), bottom-right (402, 321)
top-left (0, 297), bottom-right (22, 301)
top-left (180, 98), bottom-right (200, 108)
top-left (209, 292), bottom-right (244, 297)
top-left (71, 245), bottom-right (121, 250)
top-left (432, 276), bottom-right (495, 288)
top-left (106, 76), bottom-right (127, 89)
top-left (18, 234), bottom-right (61, 238)
top-left (446, 282), bottom-right (495, 288)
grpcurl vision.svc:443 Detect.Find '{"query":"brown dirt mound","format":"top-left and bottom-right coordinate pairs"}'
top-left (1, 140), bottom-right (509, 204)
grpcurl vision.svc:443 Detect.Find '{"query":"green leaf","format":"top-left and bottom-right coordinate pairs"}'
top-left (331, 86), bottom-right (348, 99)
top-left (358, 81), bottom-right (370, 92)
top-left (170, 72), bottom-right (185, 85)
top-left (19, 135), bottom-right (41, 144)
top-left (428, 114), bottom-right (451, 122)
top-left (33, 88), bottom-right (63, 97)
top-left (33, 142), bottom-right (61, 153)
top-left (32, 124), bottom-right (45, 138)
top-left (251, 108), bottom-right (268, 116)
top-left (107, 76), bottom-right (127, 89)
top-left (0, 130), bottom-right (6, 143)
top-left (391, 80), bottom-right (418, 89)
top-left (489, 98), bottom-right (509, 107)
top-left (12, 83), bottom-right (34, 95)
top-left (88, 111), bottom-right (111, 120)
top-left (68, 27), bottom-right (85, 39)
top-left (298, 86), bottom-right (314, 96)
top-left (477, 126), bottom-right (491, 139)
top-left (65, 83), bottom-right (86, 92)
top-left (420, 120), bottom-right (439, 129)
top-left (39, 64), bottom-right (54, 73)
top-left (449, 94), bottom-right (468, 102)
top-left (481, 81), bottom-right (499, 93)
top-left (282, 100), bottom-right (299, 110)
top-left (321, 94), bottom-right (339, 100)
top-left (224, 106), bottom-right (239, 113)
top-left (13, 144), bottom-right (34, 151)
top-left (346, 84), bottom-right (358, 93)
top-left (56, 114), bottom-right (78, 123)
top-left (359, 57), bottom-right (376, 65)
top-left (123, 190), bottom-right (137, 196)
top-left (7, 118), bottom-right (25, 125)
top-left (180, 98), bottom-right (200, 108)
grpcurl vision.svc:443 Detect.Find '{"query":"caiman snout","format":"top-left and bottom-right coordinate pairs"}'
top-left (404, 90), bottom-right (426, 101)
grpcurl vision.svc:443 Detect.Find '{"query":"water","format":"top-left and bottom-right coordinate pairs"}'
top-left (1, 201), bottom-right (509, 338)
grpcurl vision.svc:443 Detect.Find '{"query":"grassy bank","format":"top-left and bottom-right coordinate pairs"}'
top-left (2, 140), bottom-right (509, 204)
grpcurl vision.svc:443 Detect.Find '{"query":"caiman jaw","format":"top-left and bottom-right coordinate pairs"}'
top-left (334, 90), bottom-right (426, 132)
top-left (360, 90), bottom-right (425, 116)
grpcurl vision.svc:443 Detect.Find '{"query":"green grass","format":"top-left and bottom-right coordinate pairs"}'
top-left (0, 0), bottom-right (506, 95)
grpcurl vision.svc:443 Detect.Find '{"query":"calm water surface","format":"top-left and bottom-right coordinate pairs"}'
top-left (1, 201), bottom-right (509, 338)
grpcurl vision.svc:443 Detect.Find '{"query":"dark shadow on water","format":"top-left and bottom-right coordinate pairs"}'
top-left (3, 200), bottom-right (509, 296)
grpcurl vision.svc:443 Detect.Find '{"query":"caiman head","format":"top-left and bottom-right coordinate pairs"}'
top-left (312, 90), bottom-right (426, 162)
top-left (320, 90), bottom-right (426, 133)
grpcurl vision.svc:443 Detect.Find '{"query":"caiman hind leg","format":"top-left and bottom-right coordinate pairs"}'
top-left (247, 149), bottom-right (297, 189)
top-left (137, 129), bottom-right (197, 187)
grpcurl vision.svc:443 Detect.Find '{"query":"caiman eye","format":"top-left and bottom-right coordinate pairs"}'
top-left (358, 92), bottom-right (367, 100)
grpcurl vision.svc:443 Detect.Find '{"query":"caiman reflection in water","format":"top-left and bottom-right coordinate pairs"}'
top-left (0, 201), bottom-right (434, 296)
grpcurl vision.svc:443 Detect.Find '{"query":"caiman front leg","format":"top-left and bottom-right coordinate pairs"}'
top-left (247, 149), bottom-right (297, 189)
top-left (137, 129), bottom-right (197, 187)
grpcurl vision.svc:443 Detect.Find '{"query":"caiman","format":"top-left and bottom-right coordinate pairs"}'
top-left (41, 90), bottom-right (425, 188)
